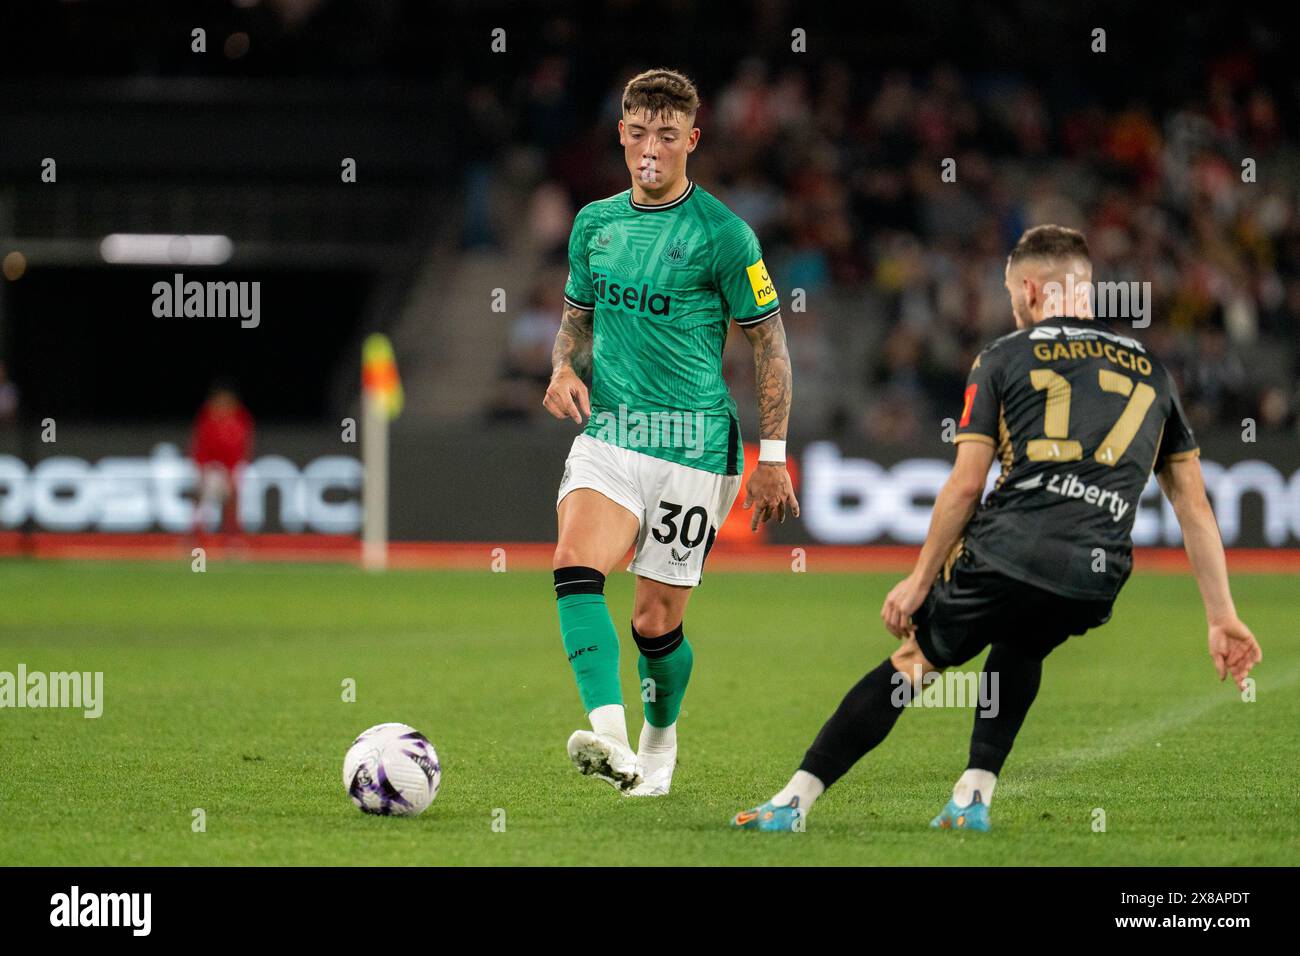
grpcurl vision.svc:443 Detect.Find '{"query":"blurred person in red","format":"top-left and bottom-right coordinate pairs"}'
top-left (190, 380), bottom-right (254, 540)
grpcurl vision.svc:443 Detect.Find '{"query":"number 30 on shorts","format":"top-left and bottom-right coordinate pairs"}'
top-left (652, 500), bottom-right (710, 548)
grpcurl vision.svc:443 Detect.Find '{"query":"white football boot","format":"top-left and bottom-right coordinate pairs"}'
top-left (566, 730), bottom-right (643, 793)
top-left (626, 748), bottom-right (676, 797)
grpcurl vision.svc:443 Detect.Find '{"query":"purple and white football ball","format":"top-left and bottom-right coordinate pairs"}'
top-left (343, 722), bottom-right (441, 816)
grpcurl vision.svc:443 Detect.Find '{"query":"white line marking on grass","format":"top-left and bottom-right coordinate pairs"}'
top-left (1019, 664), bottom-right (1300, 777)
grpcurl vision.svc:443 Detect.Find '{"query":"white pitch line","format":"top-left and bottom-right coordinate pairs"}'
top-left (1016, 663), bottom-right (1298, 776)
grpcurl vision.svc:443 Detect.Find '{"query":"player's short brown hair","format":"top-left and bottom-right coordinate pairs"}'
top-left (622, 69), bottom-right (700, 123)
top-left (1007, 225), bottom-right (1091, 267)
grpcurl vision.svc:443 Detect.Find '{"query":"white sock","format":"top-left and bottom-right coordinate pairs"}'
top-left (589, 704), bottom-right (629, 750)
top-left (953, 769), bottom-right (997, 807)
top-left (634, 723), bottom-right (676, 780)
top-left (770, 770), bottom-right (825, 812)
top-left (637, 721), bottom-right (676, 769)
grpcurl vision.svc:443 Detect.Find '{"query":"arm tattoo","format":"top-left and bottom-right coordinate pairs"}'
top-left (551, 303), bottom-right (594, 379)
top-left (742, 315), bottom-right (792, 441)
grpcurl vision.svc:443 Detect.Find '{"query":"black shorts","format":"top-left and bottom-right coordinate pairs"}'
top-left (912, 547), bottom-right (1117, 669)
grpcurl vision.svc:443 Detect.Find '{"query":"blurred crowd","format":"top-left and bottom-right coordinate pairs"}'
top-left (9, 1), bottom-right (1294, 441)
top-left (485, 53), bottom-right (1300, 443)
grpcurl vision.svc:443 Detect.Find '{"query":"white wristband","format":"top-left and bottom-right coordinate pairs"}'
top-left (758, 439), bottom-right (786, 464)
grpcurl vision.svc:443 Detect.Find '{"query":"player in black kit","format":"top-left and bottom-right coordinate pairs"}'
top-left (732, 225), bottom-right (1262, 834)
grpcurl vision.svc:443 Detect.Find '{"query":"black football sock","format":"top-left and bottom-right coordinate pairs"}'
top-left (968, 642), bottom-right (1043, 775)
top-left (799, 658), bottom-right (910, 789)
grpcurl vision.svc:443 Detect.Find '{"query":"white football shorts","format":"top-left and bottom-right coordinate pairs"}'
top-left (556, 433), bottom-right (742, 587)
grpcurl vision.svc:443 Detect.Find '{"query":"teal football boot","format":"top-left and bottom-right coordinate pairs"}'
top-left (930, 790), bottom-right (991, 831)
top-left (731, 797), bottom-right (804, 832)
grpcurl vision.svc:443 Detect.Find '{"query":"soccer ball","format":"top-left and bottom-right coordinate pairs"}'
top-left (343, 722), bottom-right (441, 816)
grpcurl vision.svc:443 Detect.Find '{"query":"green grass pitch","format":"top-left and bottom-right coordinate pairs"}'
top-left (0, 559), bottom-right (1295, 866)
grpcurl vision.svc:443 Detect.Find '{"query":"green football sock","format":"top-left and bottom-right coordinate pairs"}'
top-left (555, 567), bottom-right (622, 712)
top-left (635, 624), bottom-right (693, 728)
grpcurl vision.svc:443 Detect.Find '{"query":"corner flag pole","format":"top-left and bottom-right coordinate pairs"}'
top-left (361, 334), bottom-right (403, 571)
top-left (362, 391), bottom-right (389, 570)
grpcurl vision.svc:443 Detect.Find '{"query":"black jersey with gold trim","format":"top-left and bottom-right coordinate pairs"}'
top-left (952, 318), bottom-right (1198, 601)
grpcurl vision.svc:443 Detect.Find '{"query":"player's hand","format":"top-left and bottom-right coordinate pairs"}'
top-left (1207, 616), bottom-right (1261, 691)
top-left (742, 462), bottom-right (799, 531)
top-left (882, 574), bottom-right (928, 640)
top-left (543, 368), bottom-right (590, 425)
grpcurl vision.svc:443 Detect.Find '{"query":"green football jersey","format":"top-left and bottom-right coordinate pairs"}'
top-left (563, 180), bottom-right (780, 476)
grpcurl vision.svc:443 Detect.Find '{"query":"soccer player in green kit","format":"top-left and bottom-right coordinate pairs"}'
top-left (543, 69), bottom-right (798, 795)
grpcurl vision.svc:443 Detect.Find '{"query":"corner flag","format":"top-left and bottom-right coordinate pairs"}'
top-left (362, 333), bottom-right (402, 569)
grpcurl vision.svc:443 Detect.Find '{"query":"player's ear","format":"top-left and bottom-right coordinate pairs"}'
top-left (686, 126), bottom-right (700, 152)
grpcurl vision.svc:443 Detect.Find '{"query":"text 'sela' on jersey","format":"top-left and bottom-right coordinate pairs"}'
top-left (952, 320), bottom-right (1199, 603)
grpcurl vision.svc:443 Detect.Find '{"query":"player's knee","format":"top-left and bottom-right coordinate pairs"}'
top-left (631, 606), bottom-right (680, 638)
top-left (552, 544), bottom-right (590, 571)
